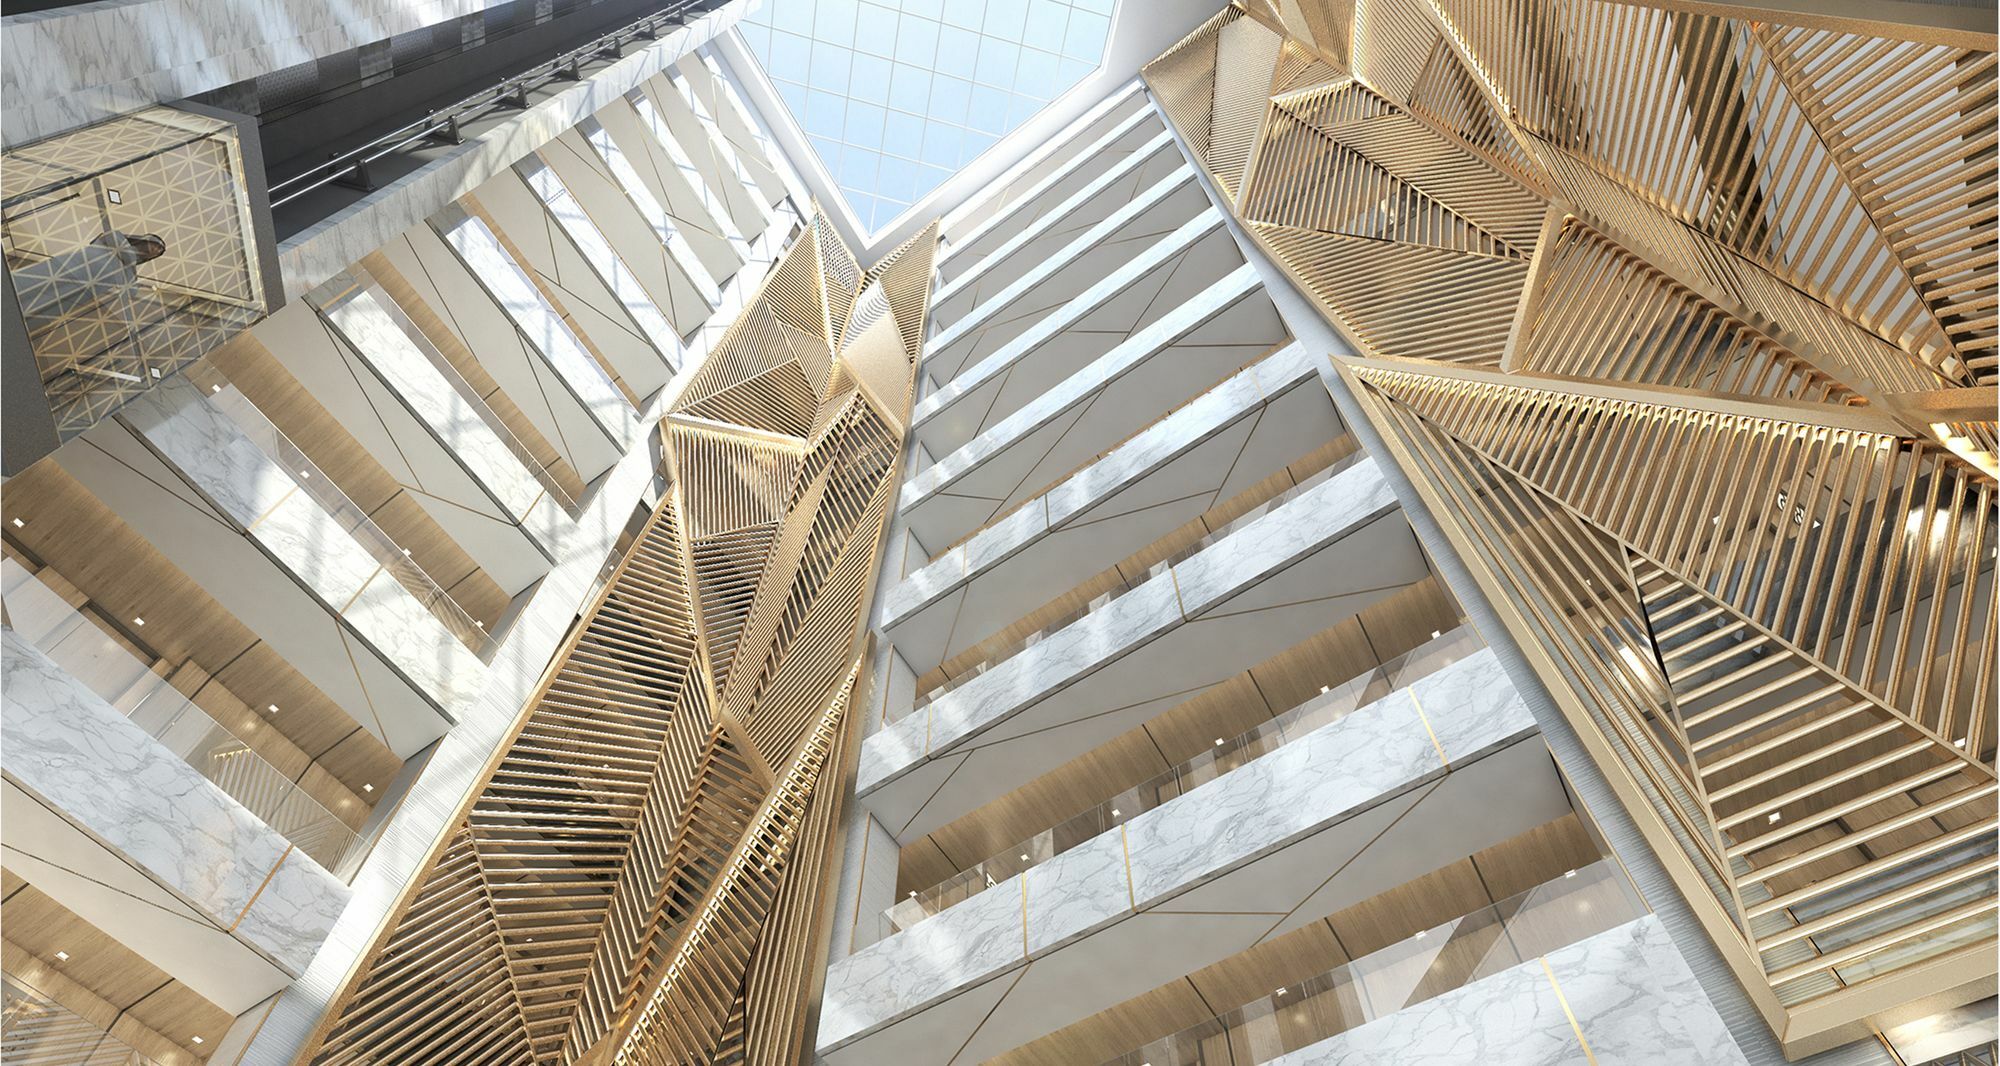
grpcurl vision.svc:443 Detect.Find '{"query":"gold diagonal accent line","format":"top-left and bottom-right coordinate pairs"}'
top-left (1539, 956), bottom-right (1601, 1066)
top-left (1020, 874), bottom-right (1030, 957)
top-left (230, 845), bottom-right (294, 932)
top-left (243, 484), bottom-right (301, 533)
top-left (1407, 689), bottom-right (1450, 769)
top-left (1120, 823), bottom-right (1137, 909)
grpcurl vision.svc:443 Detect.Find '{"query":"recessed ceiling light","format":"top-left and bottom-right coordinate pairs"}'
top-left (1564, 869), bottom-right (1577, 878)
top-left (1767, 811), bottom-right (1783, 824)
top-left (107, 189), bottom-right (122, 203)
top-left (1274, 987), bottom-right (1287, 996)
top-left (267, 704), bottom-right (279, 713)
top-left (908, 890), bottom-right (917, 897)
top-left (1111, 809), bottom-right (1121, 817)
top-left (211, 384), bottom-right (221, 393)
top-left (363, 783), bottom-right (375, 793)
top-left (191, 1036), bottom-right (203, 1045)
top-left (9, 518), bottom-right (21, 528)
top-left (1415, 930), bottom-right (1427, 939)
top-left (1431, 630), bottom-right (1441, 639)
top-left (53, 950), bottom-right (68, 962)
top-left (1214, 738), bottom-right (1225, 746)
top-left (299, 470), bottom-right (311, 479)
top-left (1320, 685), bottom-right (1330, 694)
top-left (1019, 854), bottom-right (1029, 861)
top-left (133, 616), bottom-right (145, 626)
top-left (1955, 737), bottom-right (1968, 748)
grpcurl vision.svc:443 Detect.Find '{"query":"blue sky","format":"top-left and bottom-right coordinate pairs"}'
top-left (740, 0), bottom-right (1115, 232)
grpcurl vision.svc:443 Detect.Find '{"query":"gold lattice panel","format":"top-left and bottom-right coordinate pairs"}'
top-left (1146, 1), bottom-right (1999, 1051)
top-left (302, 213), bottom-right (937, 1066)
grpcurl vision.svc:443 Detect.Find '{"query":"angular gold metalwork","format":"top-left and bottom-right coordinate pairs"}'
top-left (1147, 1), bottom-right (1997, 1054)
top-left (300, 212), bottom-right (937, 1066)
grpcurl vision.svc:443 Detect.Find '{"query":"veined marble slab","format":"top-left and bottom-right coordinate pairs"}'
top-left (120, 377), bottom-right (487, 715)
top-left (819, 649), bottom-right (1545, 1060)
top-left (1, 628), bottom-right (349, 977)
top-left (1263, 916), bottom-right (1748, 1065)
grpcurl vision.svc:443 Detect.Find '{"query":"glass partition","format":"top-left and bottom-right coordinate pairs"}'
top-left (896, 450), bottom-right (1368, 723)
top-left (2, 107), bottom-right (269, 441)
top-left (881, 623), bottom-right (1485, 938)
top-left (1, 558), bottom-right (361, 873)
top-left (1102, 861), bottom-right (1646, 1066)
top-left (2, 976), bottom-right (161, 1065)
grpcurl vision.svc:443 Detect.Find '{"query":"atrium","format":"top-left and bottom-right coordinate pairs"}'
top-left (0, 1), bottom-right (1993, 1065)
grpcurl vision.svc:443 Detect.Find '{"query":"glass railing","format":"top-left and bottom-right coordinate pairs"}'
top-left (1101, 861), bottom-right (1646, 1066)
top-left (1, 558), bottom-right (361, 873)
top-left (181, 361), bottom-right (501, 660)
top-left (2, 976), bottom-right (161, 1065)
top-left (880, 624), bottom-right (1484, 938)
top-left (312, 267), bottom-right (582, 518)
top-left (895, 452), bottom-right (1367, 724)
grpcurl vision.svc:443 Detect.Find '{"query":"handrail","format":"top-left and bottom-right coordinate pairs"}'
top-left (1099, 861), bottom-right (1646, 1065)
top-left (879, 624), bottom-right (1484, 940)
top-left (0, 559), bottom-right (363, 875)
top-left (268, 0), bottom-right (722, 209)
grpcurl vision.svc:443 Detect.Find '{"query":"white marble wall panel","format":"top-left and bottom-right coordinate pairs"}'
top-left (1, 629), bottom-right (350, 978)
top-left (121, 377), bottom-right (488, 716)
top-left (634, 71), bottom-right (770, 238)
top-left (937, 100), bottom-right (1162, 284)
top-left (592, 96), bottom-right (741, 283)
top-left (626, 86), bottom-right (751, 249)
top-left (900, 264), bottom-right (1283, 555)
top-left (882, 346), bottom-right (1334, 676)
top-left (913, 194), bottom-right (1220, 454)
top-left (923, 190), bottom-right (1220, 385)
top-left (320, 289), bottom-right (555, 532)
top-left (932, 130), bottom-right (1183, 316)
top-left (860, 460), bottom-right (1424, 841)
top-left (435, 209), bottom-right (640, 450)
top-left (578, 114), bottom-right (724, 307)
top-left (2, 0), bottom-right (477, 145)
top-left (540, 127), bottom-right (719, 338)
top-left (271, 7), bottom-right (747, 299)
top-left (683, 52), bottom-right (789, 206)
top-left (1265, 916), bottom-right (1749, 1066)
top-left (377, 224), bottom-right (626, 481)
top-left (819, 652), bottom-right (1549, 1063)
top-left (480, 160), bottom-right (680, 394)
top-left (55, 421), bottom-right (450, 757)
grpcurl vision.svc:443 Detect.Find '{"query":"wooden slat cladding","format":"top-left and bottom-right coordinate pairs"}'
top-left (305, 212), bottom-right (937, 1066)
top-left (1145, 1), bottom-right (1996, 1051)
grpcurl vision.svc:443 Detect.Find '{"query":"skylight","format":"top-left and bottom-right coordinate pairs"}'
top-left (740, 0), bottom-right (1115, 233)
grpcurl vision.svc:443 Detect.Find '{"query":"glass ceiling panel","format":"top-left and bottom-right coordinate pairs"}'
top-left (741, 0), bottom-right (1115, 233)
